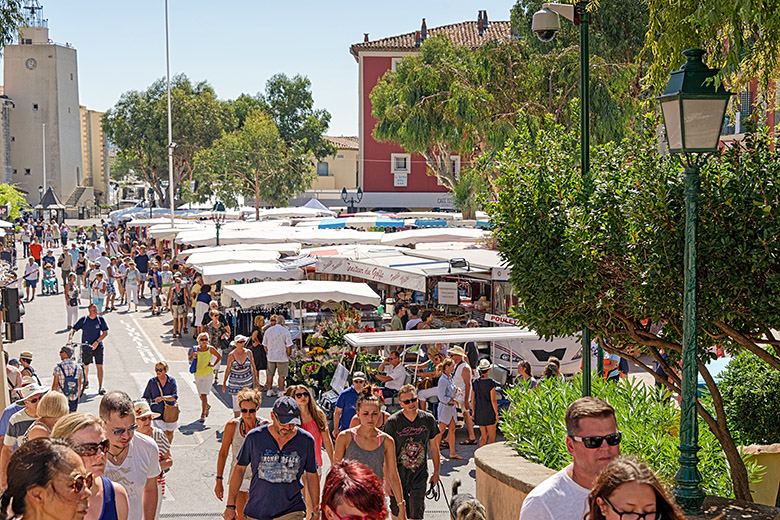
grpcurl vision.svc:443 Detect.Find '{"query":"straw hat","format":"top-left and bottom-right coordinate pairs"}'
top-left (133, 400), bottom-right (161, 420)
top-left (448, 345), bottom-right (467, 358)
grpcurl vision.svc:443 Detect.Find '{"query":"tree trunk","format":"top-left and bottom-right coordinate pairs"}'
top-left (697, 401), bottom-right (753, 501)
top-left (254, 169), bottom-right (260, 221)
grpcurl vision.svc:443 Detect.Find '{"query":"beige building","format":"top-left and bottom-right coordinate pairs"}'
top-left (5, 24), bottom-right (83, 204)
top-left (309, 135), bottom-right (359, 190)
top-left (79, 106), bottom-right (109, 204)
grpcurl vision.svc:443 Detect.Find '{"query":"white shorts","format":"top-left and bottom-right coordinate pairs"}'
top-left (153, 418), bottom-right (177, 432)
top-left (417, 387), bottom-right (438, 401)
top-left (231, 394), bottom-right (241, 412)
top-left (194, 374), bottom-right (213, 395)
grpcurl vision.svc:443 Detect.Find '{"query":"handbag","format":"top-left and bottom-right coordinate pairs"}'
top-left (157, 381), bottom-right (180, 423)
top-left (189, 348), bottom-right (198, 374)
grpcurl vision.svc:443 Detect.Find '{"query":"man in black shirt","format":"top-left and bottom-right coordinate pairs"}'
top-left (384, 384), bottom-right (440, 520)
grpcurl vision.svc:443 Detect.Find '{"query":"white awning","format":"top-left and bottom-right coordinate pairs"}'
top-left (186, 250), bottom-right (279, 267)
top-left (222, 281), bottom-right (381, 307)
top-left (0, 220), bottom-right (13, 229)
top-left (200, 263), bottom-right (303, 284)
top-left (345, 327), bottom-right (540, 348)
top-left (380, 228), bottom-right (489, 246)
top-left (176, 243), bottom-right (300, 260)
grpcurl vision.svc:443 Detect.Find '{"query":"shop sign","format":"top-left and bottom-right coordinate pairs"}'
top-left (485, 313), bottom-right (519, 326)
top-left (491, 267), bottom-right (511, 281)
top-left (316, 257), bottom-right (426, 292)
top-left (394, 173), bottom-right (408, 187)
top-left (437, 281), bottom-right (459, 305)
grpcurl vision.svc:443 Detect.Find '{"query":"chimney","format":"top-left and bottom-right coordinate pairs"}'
top-left (364, 33), bottom-right (369, 42)
top-left (420, 18), bottom-right (427, 41)
top-left (415, 30), bottom-right (422, 46)
top-left (477, 10), bottom-right (485, 36)
top-left (483, 10), bottom-right (489, 28)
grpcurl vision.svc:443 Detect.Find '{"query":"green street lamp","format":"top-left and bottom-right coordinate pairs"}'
top-left (532, 1), bottom-right (599, 396)
top-left (657, 48), bottom-right (731, 514)
top-left (212, 201), bottom-right (226, 246)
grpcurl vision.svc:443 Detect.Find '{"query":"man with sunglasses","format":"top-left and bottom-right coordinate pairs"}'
top-left (101, 391), bottom-right (161, 520)
top-left (224, 396), bottom-right (319, 520)
top-left (0, 381), bottom-right (47, 489)
top-left (384, 384), bottom-right (440, 520)
top-left (519, 397), bottom-right (621, 520)
top-left (333, 372), bottom-right (366, 439)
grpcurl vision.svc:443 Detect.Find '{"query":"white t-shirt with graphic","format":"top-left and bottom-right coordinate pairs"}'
top-left (104, 432), bottom-right (161, 520)
top-left (518, 466), bottom-right (591, 520)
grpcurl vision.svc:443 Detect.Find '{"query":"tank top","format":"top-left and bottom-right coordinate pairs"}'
top-left (99, 476), bottom-right (118, 520)
top-left (301, 419), bottom-right (324, 467)
top-left (344, 430), bottom-right (385, 480)
top-left (230, 420), bottom-right (250, 483)
top-left (453, 361), bottom-right (468, 392)
top-left (227, 353), bottom-right (253, 394)
top-left (170, 287), bottom-right (184, 306)
top-left (194, 349), bottom-right (213, 376)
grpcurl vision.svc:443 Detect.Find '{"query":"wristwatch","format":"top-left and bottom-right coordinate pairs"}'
top-left (226, 505), bottom-right (236, 510)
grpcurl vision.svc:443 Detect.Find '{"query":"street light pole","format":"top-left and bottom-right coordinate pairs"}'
top-left (657, 48), bottom-right (731, 514)
top-left (165, 0), bottom-right (175, 228)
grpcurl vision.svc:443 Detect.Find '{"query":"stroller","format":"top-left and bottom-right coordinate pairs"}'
top-left (41, 264), bottom-right (59, 295)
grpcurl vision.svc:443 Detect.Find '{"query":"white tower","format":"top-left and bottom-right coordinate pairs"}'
top-left (4, 0), bottom-right (83, 204)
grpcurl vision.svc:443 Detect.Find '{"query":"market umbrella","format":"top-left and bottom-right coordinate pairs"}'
top-left (199, 262), bottom-right (303, 284)
top-left (380, 228), bottom-right (489, 246)
top-left (221, 280), bottom-right (381, 307)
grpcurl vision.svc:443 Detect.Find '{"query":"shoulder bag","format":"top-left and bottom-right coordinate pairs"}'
top-left (157, 381), bottom-right (180, 423)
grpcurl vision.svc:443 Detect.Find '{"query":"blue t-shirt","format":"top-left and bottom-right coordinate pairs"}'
top-left (133, 254), bottom-right (149, 273)
top-left (335, 386), bottom-right (359, 432)
top-left (0, 404), bottom-right (23, 437)
top-left (236, 425), bottom-right (317, 520)
top-left (42, 255), bottom-right (56, 267)
top-left (73, 315), bottom-right (109, 346)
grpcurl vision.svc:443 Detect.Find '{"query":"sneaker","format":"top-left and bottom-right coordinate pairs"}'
top-left (267, 390), bottom-right (275, 398)
top-left (98, 388), bottom-right (106, 395)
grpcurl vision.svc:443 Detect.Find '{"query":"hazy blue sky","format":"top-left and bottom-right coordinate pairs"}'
top-left (18, 1), bottom-right (516, 136)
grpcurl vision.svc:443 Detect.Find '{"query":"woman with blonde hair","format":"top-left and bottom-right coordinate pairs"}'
top-left (21, 391), bottom-right (69, 444)
top-left (190, 332), bottom-right (222, 423)
top-left (214, 388), bottom-right (267, 520)
top-left (52, 413), bottom-right (130, 520)
top-left (437, 357), bottom-right (461, 459)
top-left (588, 457), bottom-right (685, 520)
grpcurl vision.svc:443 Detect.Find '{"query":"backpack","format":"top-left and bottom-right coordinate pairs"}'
top-left (60, 363), bottom-right (79, 399)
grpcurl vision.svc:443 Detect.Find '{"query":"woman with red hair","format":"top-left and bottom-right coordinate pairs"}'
top-left (321, 460), bottom-right (390, 520)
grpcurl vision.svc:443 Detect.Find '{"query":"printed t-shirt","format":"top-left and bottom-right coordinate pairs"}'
top-left (236, 424), bottom-right (317, 520)
top-left (104, 433), bottom-right (161, 520)
top-left (384, 410), bottom-right (438, 487)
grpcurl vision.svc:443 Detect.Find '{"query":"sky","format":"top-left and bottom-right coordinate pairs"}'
top-left (14, 0), bottom-right (517, 137)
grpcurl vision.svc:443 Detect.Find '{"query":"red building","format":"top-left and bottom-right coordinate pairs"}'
top-left (350, 12), bottom-right (511, 211)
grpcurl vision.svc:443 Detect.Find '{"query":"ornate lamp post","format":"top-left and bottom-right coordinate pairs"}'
top-left (212, 201), bottom-right (226, 246)
top-left (657, 48), bottom-right (731, 514)
top-left (341, 187), bottom-right (363, 214)
top-left (531, 1), bottom-right (599, 395)
top-left (147, 188), bottom-right (155, 219)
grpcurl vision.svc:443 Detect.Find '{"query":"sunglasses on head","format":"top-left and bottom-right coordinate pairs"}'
top-left (112, 423), bottom-right (139, 436)
top-left (570, 431), bottom-right (622, 449)
top-left (400, 398), bottom-right (416, 405)
top-left (66, 473), bottom-right (95, 493)
top-left (74, 439), bottom-right (110, 457)
top-left (295, 392), bottom-right (309, 399)
top-left (240, 407), bottom-right (257, 414)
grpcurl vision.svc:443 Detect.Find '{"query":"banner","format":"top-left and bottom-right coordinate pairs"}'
top-left (484, 313), bottom-right (520, 326)
top-left (316, 257), bottom-right (427, 292)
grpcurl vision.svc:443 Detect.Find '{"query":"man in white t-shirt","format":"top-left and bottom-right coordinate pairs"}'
top-left (23, 256), bottom-right (40, 301)
top-left (101, 391), bottom-right (161, 520)
top-left (262, 315), bottom-right (293, 397)
top-left (86, 241), bottom-right (104, 263)
top-left (376, 350), bottom-right (407, 397)
top-left (518, 397), bottom-right (621, 520)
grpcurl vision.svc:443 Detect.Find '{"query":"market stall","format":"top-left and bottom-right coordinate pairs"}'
top-left (199, 262), bottom-right (303, 284)
top-left (380, 227), bottom-right (489, 246)
top-left (185, 250), bottom-right (280, 268)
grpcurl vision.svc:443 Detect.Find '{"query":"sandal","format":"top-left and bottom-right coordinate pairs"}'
top-left (459, 439), bottom-right (477, 446)
top-left (205, 404), bottom-right (211, 417)
top-left (199, 416), bottom-right (205, 423)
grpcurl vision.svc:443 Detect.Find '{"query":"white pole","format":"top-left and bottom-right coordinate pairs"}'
top-left (41, 123), bottom-right (46, 192)
top-left (165, 0), bottom-right (175, 227)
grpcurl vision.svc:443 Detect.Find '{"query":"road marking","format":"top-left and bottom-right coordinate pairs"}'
top-left (120, 317), bottom-right (167, 364)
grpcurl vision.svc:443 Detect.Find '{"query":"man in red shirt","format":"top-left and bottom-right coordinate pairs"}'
top-left (28, 237), bottom-right (43, 265)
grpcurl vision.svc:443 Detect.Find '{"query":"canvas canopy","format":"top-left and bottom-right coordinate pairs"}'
top-left (186, 250), bottom-right (279, 267)
top-left (176, 243), bottom-right (300, 260)
top-left (380, 228), bottom-right (488, 246)
top-left (199, 262), bottom-right (303, 284)
top-left (345, 327), bottom-right (539, 348)
top-left (222, 280), bottom-right (381, 308)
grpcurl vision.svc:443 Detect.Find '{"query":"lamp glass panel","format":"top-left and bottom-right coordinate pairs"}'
top-left (660, 100), bottom-right (683, 151)
top-left (682, 98), bottom-right (728, 151)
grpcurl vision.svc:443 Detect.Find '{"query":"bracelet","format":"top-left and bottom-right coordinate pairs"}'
top-left (216, 476), bottom-right (223, 480)
top-left (226, 505), bottom-right (236, 510)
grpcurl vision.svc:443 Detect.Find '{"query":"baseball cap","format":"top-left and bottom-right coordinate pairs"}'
top-left (272, 396), bottom-right (301, 425)
top-left (60, 345), bottom-right (74, 357)
top-left (352, 371), bottom-right (367, 382)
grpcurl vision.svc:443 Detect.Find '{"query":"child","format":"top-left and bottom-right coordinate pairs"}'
top-left (471, 358), bottom-right (498, 447)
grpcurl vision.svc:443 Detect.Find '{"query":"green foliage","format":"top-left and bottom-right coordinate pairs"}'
top-left (452, 170), bottom-right (489, 220)
top-left (0, 1), bottom-right (22, 49)
top-left (720, 353), bottom-right (780, 446)
top-left (644, 0), bottom-right (780, 98)
top-left (0, 184), bottom-right (28, 219)
top-left (192, 111), bottom-right (314, 217)
top-left (102, 75), bottom-right (236, 207)
top-left (500, 376), bottom-right (738, 497)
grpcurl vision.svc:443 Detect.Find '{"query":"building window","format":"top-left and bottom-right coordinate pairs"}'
top-left (10, 136), bottom-right (14, 142)
top-left (32, 104), bottom-right (38, 111)
top-left (12, 169), bottom-right (16, 175)
top-left (70, 73), bottom-right (73, 80)
top-left (336, 154), bottom-right (344, 159)
top-left (317, 162), bottom-right (329, 176)
top-left (391, 58), bottom-right (402, 72)
top-left (391, 153), bottom-right (410, 173)
top-left (24, 168), bottom-right (30, 175)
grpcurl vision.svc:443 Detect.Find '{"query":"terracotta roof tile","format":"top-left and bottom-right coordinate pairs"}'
top-left (350, 20), bottom-right (512, 58)
top-left (324, 135), bottom-right (359, 150)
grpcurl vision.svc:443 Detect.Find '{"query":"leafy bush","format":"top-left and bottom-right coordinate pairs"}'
top-left (500, 376), bottom-right (736, 497)
top-left (720, 353), bottom-right (780, 446)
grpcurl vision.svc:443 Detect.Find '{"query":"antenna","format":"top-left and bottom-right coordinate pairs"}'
top-left (22, 0), bottom-right (48, 28)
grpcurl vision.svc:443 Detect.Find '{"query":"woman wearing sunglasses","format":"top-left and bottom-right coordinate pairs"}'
top-left (51, 413), bottom-right (129, 520)
top-left (191, 332), bottom-right (222, 423)
top-left (285, 385), bottom-right (335, 515)
top-left (142, 361), bottom-right (178, 443)
top-left (222, 335), bottom-right (257, 418)
top-left (321, 460), bottom-right (388, 520)
top-left (0, 438), bottom-right (93, 520)
top-left (20, 391), bottom-right (69, 444)
top-left (215, 388), bottom-right (267, 520)
top-left (588, 457), bottom-right (685, 520)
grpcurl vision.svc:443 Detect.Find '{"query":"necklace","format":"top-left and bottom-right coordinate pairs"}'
top-left (107, 445), bottom-right (127, 463)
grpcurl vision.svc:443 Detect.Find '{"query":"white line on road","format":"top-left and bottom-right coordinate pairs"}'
top-left (125, 317), bottom-right (167, 364)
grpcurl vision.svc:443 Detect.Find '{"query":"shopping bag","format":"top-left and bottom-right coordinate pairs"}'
top-left (330, 363), bottom-right (349, 393)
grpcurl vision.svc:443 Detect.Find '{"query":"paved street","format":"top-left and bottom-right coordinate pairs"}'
top-left (4, 222), bottom-right (480, 519)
